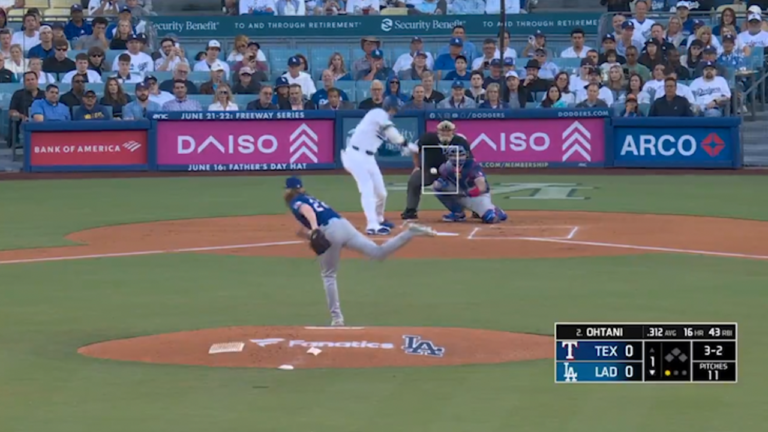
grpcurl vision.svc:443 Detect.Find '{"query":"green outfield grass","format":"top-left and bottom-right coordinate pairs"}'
top-left (0, 175), bottom-right (766, 432)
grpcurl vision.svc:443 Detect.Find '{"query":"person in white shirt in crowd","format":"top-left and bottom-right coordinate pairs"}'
top-left (276, 0), bottom-right (305, 15)
top-left (617, 21), bottom-right (644, 56)
top-left (194, 40), bottom-right (230, 76)
top-left (686, 25), bottom-right (722, 55)
top-left (534, 48), bottom-right (558, 80)
top-left (226, 35), bottom-right (250, 62)
top-left (738, 14), bottom-right (768, 49)
top-left (62, 53), bottom-right (103, 83)
top-left (689, 61), bottom-right (731, 117)
top-left (12, 13), bottom-right (39, 51)
top-left (611, 14), bottom-right (626, 39)
top-left (554, 72), bottom-right (576, 105)
top-left (561, 28), bottom-right (592, 58)
top-left (112, 53), bottom-right (144, 84)
top-left (393, 37), bottom-right (434, 73)
top-left (570, 58), bottom-right (594, 92)
top-left (485, 0), bottom-right (519, 15)
top-left (143, 74), bottom-right (174, 106)
top-left (208, 83), bottom-right (239, 111)
top-left (495, 30), bottom-right (517, 60)
top-left (522, 30), bottom-right (549, 58)
top-left (113, 34), bottom-right (154, 74)
top-left (6, 44), bottom-right (27, 74)
top-left (630, 0), bottom-right (655, 40)
top-left (575, 68), bottom-right (614, 105)
top-left (240, 0), bottom-right (277, 15)
top-left (283, 55), bottom-right (316, 99)
top-left (28, 56), bottom-right (55, 85)
top-left (0, 30), bottom-right (11, 60)
top-left (346, 0), bottom-right (378, 14)
top-left (472, 38), bottom-right (498, 71)
top-left (653, 69), bottom-right (696, 106)
top-left (642, 63), bottom-right (668, 99)
top-left (89, 0), bottom-right (119, 15)
top-left (155, 37), bottom-right (187, 72)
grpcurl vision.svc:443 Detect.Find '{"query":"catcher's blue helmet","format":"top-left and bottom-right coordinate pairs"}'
top-left (382, 95), bottom-right (401, 113)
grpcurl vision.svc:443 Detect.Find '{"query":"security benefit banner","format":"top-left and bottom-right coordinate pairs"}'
top-left (152, 112), bottom-right (336, 171)
top-left (611, 118), bottom-right (742, 169)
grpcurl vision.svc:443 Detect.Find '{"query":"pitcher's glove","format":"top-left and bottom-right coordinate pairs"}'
top-left (309, 229), bottom-right (332, 255)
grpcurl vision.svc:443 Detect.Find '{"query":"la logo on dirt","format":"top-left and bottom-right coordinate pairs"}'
top-left (387, 182), bottom-right (595, 200)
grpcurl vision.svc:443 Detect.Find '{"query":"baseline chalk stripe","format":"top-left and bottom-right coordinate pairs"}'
top-left (304, 326), bottom-right (365, 330)
top-left (435, 232), bottom-right (459, 236)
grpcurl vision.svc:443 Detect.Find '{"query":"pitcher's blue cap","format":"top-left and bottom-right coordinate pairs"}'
top-left (285, 177), bottom-right (303, 189)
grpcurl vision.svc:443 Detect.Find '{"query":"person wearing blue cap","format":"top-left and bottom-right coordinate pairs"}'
top-left (437, 80), bottom-right (476, 108)
top-left (268, 76), bottom-right (289, 105)
top-left (443, 55), bottom-right (471, 82)
top-left (356, 49), bottom-right (392, 82)
top-left (717, 34), bottom-right (745, 70)
top-left (392, 37), bottom-right (435, 73)
top-left (616, 21), bottom-right (644, 56)
top-left (64, 4), bottom-right (92, 42)
top-left (483, 58), bottom-right (504, 88)
top-left (284, 176), bottom-right (435, 327)
top-left (599, 34), bottom-right (627, 64)
top-left (689, 60), bottom-right (731, 117)
top-left (437, 25), bottom-right (478, 64)
top-left (105, 6), bottom-right (139, 41)
top-left (123, 81), bottom-right (161, 120)
top-left (283, 55), bottom-right (316, 99)
top-left (434, 37), bottom-right (465, 80)
top-left (73, 90), bottom-right (111, 121)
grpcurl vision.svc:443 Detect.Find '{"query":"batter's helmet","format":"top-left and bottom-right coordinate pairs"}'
top-left (382, 95), bottom-right (401, 113)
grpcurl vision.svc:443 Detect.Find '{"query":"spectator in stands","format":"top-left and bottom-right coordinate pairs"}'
top-left (478, 83), bottom-right (509, 109)
top-left (199, 61), bottom-right (227, 95)
top-left (283, 55), bottom-right (316, 97)
top-left (437, 26), bottom-right (477, 62)
top-left (630, 0), bottom-right (654, 40)
top-left (109, 20), bottom-right (133, 50)
top-left (665, 47), bottom-right (690, 80)
top-left (674, 1), bottom-right (694, 36)
top-left (311, 69), bottom-right (347, 106)
top-left (576, 69), bottom-right (614, 105)
top-left (106, 7), bottom-right (142, 39)
top-left (12, 13), bottom-right (39, 51)
top-left (539, 84), bottom-right (568, 108)
top-left (600, 50), bottom-right (620, 77)
top-left (6, 44), bottom-right (26, 74)
top-left (277, 0), bottom-right (307, 15)
top-left (721, 27), bottom-right (750, 56)
top-left (0, 55), bottom-right (11, 82)
top-left (247, 85), bottom-right (278, 110)
top-left (533, 49), bottom-right (558, 81)
top-left (60, 74), bottom-right (86, 107)
top-left (599, 34), bottom-right (625, 64)
top-left (605, 64), bottom-right (625, 94)
top-left (101, 77), bottom-right (132, 118)
top-left (586, 49), bottom-right (600, 67)
top-left (689, 26), bottom-right (722, 55)
top-left (113, 53), bottom-right (143, 84)
top-left (0, 29), bottom-right (11, 60)
top-left (472, 39), bottom-right (496, 72)
top-left (642, 64), bottom-right (667, 99)
top-left (319, 87), bottom-right (354, 110)
top-left (322, 53), bottom-right (348, 82)
top-left (286, 83), bottom-right (315, 110)
top-left (356, 49), bottom-right (391, 82)
top-left (623, 46), bottom-right (651, 82)
top-left (124, 0), bottom-right (151, 19)
top-left (193, 40), bottom-right (228, 75)
top-left (561, 28), bottom-right (591, 59)
top-left (617, 22), bottom-right (644, 57)
top-left (419, 71), bottom-right (444, 103)
top-left (600, 0), bottom-right (630, 12)
top-left (75, 17), bottom-right (109, 50)
top-left (86, 46), bottom-right (109, 73)
top-left (352, 37), bottom-right (383, 76)
top-left (443, 56), bottom-right (470, 82)
top-left (437, 81), bottom-right (476, 109)
top-left (154, 38), bottom-right (186, 72)
top-left (690, 61), bottom-right (731, 117)
top-left (625, 72), bottom-right (650, 104)
top-left (207, 83), bottom-right (238, 111)
top-left (693, 47), bottom-right (726, 78)
top-left (231, 67), bottom-right (261, 95)
top-left (738, 14), bottom-right (768, 49)
top-left (0, 9), bottom-right (7, 33)
top-left (231, 46), bottom-right (268, 78)
top-left (73, 90), bottom-right (110, 120)
top-left (610, 14), bottom-right (625, 39)
top-left (65, 5), bottom-right (92, 42)
top-left (503, 57), bottom-right (515, 75)
top-left (358, 79), bottom-right (384, 110)
top-left (52, 24), bottom-right (70, 49)
top-left (273, 77), bottom-right (289, 105)
top-left (434, 38), bottom-right (463, 79)
top-left (62, 53), bottom-right (102, 83)
top-left (639, 40), bottom-right (664, 70)
top-left (113, 34), bottom-right (153, 73)
top-left (28, 25), bottom-right (54, 59)
top-left (622, 93), bottom-right (642, 116)
top-left (483, 58), bottom-right (504, 88)
top-left (403, 85), bottom-right (434, 110)
top-left (30, 84), bottom-right (70, 121)
top-left (28, 56), bottom-right (55, 84)
top-left (465, 71), bottom-right (485, 103)
top-left (384, 76), bottom-right (408, 103)
top-left (9, 71), bottom-right (44, 126)
top-left (42, 39), bottom-right (75, 74)
top-left (713, 7), bottom-right (740, 37)
top-left (665, 16), bottom-right (686, 48)
top-left (142, 75), bottom-right (172, 106)
top-left (293, 53), bottom-right (309, 73)
top-left (226, 35), bottom-right (249, 62)
top-left (398, 51), bottom-right (430, 81)
top-left (393, 37), bottom-right (434, 74)
top-left (718, 34), bottom-right (745, 69)
top-left (570, 59), bottom-right (592, 91)
top-left (684, 39), bottom-right (703, 69)
top-left (521, 30), bottom-right (546, 59)
top-left (90, 0), bottom-right (120, 16)
top-left (649, 24), bottom-right (675, 54)
top-left (521, 59), bottom-right (551, 101)
top-left (576, 83), bottom-right (609, 108)
top-left (649, 77), bottom-right (693, 116)
top-left (555, 72), bottom-right (575, 105)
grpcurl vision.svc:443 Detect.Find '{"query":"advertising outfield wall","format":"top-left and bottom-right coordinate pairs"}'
top-left (23, 110), bottom-right (742, 172)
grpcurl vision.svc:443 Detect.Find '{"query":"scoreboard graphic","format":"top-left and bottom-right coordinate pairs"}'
top-left (555, 323), bottom-right (737, 384)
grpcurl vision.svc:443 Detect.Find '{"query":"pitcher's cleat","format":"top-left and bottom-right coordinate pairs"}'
top-left (407, 223), bottom-right (438, 237)
top-left (331, 318), bottom-right (345, 326)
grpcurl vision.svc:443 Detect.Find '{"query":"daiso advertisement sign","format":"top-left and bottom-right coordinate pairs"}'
top-left (155, 119), bottom-right (335, 171)
top-left (426, 117), bottom-right (606, 167)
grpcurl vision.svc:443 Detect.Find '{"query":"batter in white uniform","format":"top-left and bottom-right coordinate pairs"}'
top-left (341, 96), bottom-right (406, 235)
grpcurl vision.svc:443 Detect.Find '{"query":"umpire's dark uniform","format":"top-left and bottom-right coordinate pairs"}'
top-left (401, 132), bottom-right (472, 219)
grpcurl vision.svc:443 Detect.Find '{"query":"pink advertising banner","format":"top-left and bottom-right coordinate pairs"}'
top-left (155, 120), bottom-right (335, 171)
top-left (426, 118), bottom-right (605, 167)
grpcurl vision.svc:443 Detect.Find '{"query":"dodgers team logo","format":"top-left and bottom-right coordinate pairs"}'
top-left (401, 335), bottom-right (445, 357)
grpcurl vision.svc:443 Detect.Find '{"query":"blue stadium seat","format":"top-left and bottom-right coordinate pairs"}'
top-left (552, 57), bottom-right (581, 74)
top-left (152, 71), bottom-right (173, 82)
top-left (85, 82), bottom-right (102, 92)
top-left (355, 80), bottom-right (371, 100)
top-left (335, 80), bottom-right (355, 101)
top-left (436, 80), bottom-right (452, 94)
top-left (188, 94), bottom-right (212, 109)
top-left (611, 101), bottom-right (624, 117)
top-left (68, 49), bottom-right (86, 60)
top-left (234, 94), bottom-right (255, 107)
top-left (184, 45), bottom-right (209, 63)
top-left (58, 84), bottom-right (72, 94)
top-left (388, 45), bottom-right (410, 65)
top-left (188, 71), bottom-right (210, 82)
top-left (639, 103), bottom-right (650, 116)
top-left (399, 79), bottom-right (417, 95)
top-left (268, 48), bottom-right (298, 71)
top-left (105, 49), bottom-right (122, 67)
top-left (0, 83), bottom-right (20, 109)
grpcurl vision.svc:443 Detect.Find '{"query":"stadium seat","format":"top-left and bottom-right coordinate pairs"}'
top-left (85, 82), bottom-right (103, 92)
top-left (188, 94), bottom-right (211, 109)
top-left (400, 80), bottom-right (417, 95)
top-left (388, 45), bottom-right (410, 65)
top-left (234, 94), bottom-right (255, 107)
top-left (188, 71), bottom-right (210, 82)
top-left (184, 45), bottom-right (211, 63)
top-left (58, 84), bottom-right (71, 94)
top-left (639, 103), bottom-right (650, 116)
top-left (70, 105), bottom-right (114, 118)
top-left (436, 80), bottom-right (452, 94)
top-left (152, 71), bottom-right (173, 82)
top-left (611, 101), bottom-right (624, 117)
top-left (381, 7), bottom-right (408, 15)
top-left (552, 58), bottom-right (581, 74)
top-left (335, 80), bottom-right (355, 101)
top-left (105, 49), bottom-right (121, 68)
top-left (68, 49), bottom-right (86, 60)
top-left (355, 80), bottom-right (371, 100)
top-left (268, 48), bottom-right (298, 71)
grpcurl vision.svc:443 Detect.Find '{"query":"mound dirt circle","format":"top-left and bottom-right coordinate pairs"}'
top-left (77, 326), bottom-right (553, 369)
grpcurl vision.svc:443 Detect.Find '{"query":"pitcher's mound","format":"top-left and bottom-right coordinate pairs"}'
top-left (78, 326), bottom-right (553, 369)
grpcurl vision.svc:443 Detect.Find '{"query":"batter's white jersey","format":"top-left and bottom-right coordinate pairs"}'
top-left (347, 108), bottom-right (394, 154)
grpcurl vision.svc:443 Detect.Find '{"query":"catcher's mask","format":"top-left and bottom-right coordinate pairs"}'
top-left (446, 145), bottom-right (468, 168)
top-left (437, 120), bottom-right (456, 144)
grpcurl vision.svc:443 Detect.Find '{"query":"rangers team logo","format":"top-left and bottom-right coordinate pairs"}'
top-left (401, 335), bottom-right (445, 357)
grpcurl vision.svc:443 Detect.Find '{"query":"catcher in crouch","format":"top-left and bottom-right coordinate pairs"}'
top-left (431, 146), bottom-right (508, 223)
top-left (284, 176), bottom-right (436, 326)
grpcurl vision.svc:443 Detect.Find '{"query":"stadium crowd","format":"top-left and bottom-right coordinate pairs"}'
top-left (0, 0), bottom-right (765, 128)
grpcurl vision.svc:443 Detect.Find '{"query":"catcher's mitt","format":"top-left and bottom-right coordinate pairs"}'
top-left (309, 229), bottom-right (332, 255)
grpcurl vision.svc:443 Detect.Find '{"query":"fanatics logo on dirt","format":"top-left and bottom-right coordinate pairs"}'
top-left (249, 338), bottom-right (395, 349)
top-left (29, 130), bottom-right (149, 167)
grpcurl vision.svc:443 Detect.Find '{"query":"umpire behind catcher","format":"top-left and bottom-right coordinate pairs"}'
top-left (401, 121), bottom-right (473, 220)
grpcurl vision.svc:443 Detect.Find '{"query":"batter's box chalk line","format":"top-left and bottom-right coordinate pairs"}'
top-left (468, 226), bottom-right (580, 241)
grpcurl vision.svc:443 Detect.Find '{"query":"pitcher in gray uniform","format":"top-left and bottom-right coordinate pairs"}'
top-left (285, 176), bottom-right (437, 326)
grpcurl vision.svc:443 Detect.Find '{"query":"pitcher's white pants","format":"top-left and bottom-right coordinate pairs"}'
top-left (341, 148), bottom-right (387, 231)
